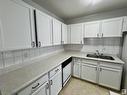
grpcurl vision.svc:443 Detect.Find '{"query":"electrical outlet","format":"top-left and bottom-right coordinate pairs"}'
top-left (122, 89), bottom-right (127, 95)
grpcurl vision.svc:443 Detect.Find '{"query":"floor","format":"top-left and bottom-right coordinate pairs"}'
top-left (59, 77), bottom-right (110, 95)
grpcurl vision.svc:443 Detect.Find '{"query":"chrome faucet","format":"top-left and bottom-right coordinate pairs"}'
top-left (95, 50), bottom-right (103, 56)
top-left (95, 50), bottom-right (100, 56)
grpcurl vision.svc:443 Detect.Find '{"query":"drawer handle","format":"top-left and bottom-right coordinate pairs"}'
top-left (32, 83), bottom-right (40, 90)
top-left (55, 69), bottom-right (59, 73)
top-left (50, 80), bottom-right (53, 85)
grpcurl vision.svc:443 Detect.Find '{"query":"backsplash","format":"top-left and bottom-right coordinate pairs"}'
top-left (0, 45), bottom-right (63, 70)
top-left (64, 37), bottom-right (122, 57)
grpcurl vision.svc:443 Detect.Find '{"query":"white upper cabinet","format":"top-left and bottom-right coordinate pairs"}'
top-left (0, 0), bottom-right (34, 51)
top-left (62, 23), bottom-right (68, 44)
top-left (52, 19), bottom-right (62, 45)
top-left (101, 17), bottom-right (123, 37)
top-left (83, 17), bottom-right (123, 38)
top-left (70, 23), bottom-right (83, 44)
top-left (122, 16), bottom-right (127, 32)
top-left (67, 25), bottom-right (71, 44)
top-left (84, 21), bottom-right (101, 38)
top-left (36, 10), bottom-right (52, 47)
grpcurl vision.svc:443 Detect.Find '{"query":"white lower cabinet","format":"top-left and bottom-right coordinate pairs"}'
top-left (81, 63), bottom-right (97, 83)
top-left (73, 58), bottom-right (81, 78)
top-left (31, 82), bottom-right (49, 95)
top-left (50, 65), bottom-right (62, 95)
top-left (73, 58), bottom-right (123, 90)
top-left (17, 74), bottom-right (49, 95)
top-left (98, 66), bottom-right (122, 90)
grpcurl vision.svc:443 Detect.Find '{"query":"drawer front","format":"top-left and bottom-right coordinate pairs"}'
top-left (17, 74), bottom-right (48, 95)
top-left (73, 57), bottom-right (81, 62)
top-left (82, 59), bottom-right (98, 65)
top-left (50, 65), bottom-right (62, 78)
top-left (100, 62), bottom-right (123, 70)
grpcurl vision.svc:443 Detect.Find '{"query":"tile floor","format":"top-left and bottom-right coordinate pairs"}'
top-left (59, 77), bottom-right (110, 95)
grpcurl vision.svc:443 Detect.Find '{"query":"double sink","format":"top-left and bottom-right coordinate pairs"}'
top-left (87, 54), bottom-right (114, 60)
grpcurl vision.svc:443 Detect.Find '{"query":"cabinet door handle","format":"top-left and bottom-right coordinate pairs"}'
top-left (102, 33), bottom-right (103, 37)
top-left (95, 67), bottom-right (98, 71)
top-left (45, 83), bottom-right (49, 95)
top-left (46, 83), bottom-right (49, 89)
top-left (50, 80), bottom-right (53, 85)
top-left (38, 41), bottom-right (41, 47)
top-left (32, 83), bottom-right (40, 90)
top-left (99, 68), bottom-right (102, 71)
top-left (31, 41), bottom-right (36, 48)
top-left (97, 33), bottom-right (99, 37)
top-left (80, 41), bottom-right (82, 44)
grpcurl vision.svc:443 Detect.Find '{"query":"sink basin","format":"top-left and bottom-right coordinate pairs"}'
top-left (87, 54), bottom-right (115, 60)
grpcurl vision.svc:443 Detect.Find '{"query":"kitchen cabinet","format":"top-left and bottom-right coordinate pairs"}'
top-left (50, 67), bottom-right (62, 95)
top-left (99, 65), bottom-right (122, 90)
top-left (70, 23), bottom-right (83, 44)
top-left (72, 58), bottom-right (123, 90)
top-left (101, 17), bottom-right (123, 37)
top-left (35, 9), bottom-right (52, 47)
top-left (31, 82), bottom-right (49, 95)
top-left (73, 58), bottom-right (81, 78)
top-left (83, 17), bottom-right (123, 38)
top-left (81, 63), bottom-right (97, 83)
top-left (52, 19), bottom-right (62, 45)
top-left (84, 21), bottom-right (101, 38)
top-left (67, 25), bottom-right (71, 44)
top-left (122, 16), bottom-right (127, 32)
top-left (17, 74), bottom-right (49, 95)
top-left (0, 0), bottom-right (34, 51)
top-left (62, 23), bottom-right (68, 44)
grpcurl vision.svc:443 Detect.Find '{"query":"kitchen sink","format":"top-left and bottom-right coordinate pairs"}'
top-left (86, 54), bottom-right (115, 60)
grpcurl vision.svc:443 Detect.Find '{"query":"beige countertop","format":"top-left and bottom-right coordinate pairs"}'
top-left (0, 51), bottom-right (125, 95)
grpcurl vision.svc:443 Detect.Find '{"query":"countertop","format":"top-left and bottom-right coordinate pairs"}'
top-left (0, 51), bottom-right (125, 95)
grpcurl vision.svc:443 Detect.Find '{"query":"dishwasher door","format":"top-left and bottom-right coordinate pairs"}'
top-left (63, 62), bottom-right (72, 86)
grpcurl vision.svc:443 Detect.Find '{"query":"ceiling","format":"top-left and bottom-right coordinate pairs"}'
top-left (32, 0), bottom-right (127, 20)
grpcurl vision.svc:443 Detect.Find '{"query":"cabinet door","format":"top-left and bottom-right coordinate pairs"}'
top-left (99, 67), bottom-right (122, 90)
top-left (84, 21), bottom-right (100, 38)
top-left (70, 24), bottom-right (83, 44)
top-left (62, 23), bottom-right (68, 44)
top-left (73, 62), bottom-right (81, 78)
top-left (31, 82), bottom-right (49, 95)
top-left (81, 64), bottom-right (97, 83)
top-left (53, 19), bottom-right (62, 45)
top-left (50, 70), bottom-right (62, 95)
top-left (122, 16), bottom-right (127, 32)
top-left (0, 0), bottom-right (33, 51)
top-left (101, 17), bottom-right (123, 37)
top-left (67, 25), bottom-right (71, 44)
top-left (36, 10), bottom-right (52, 47)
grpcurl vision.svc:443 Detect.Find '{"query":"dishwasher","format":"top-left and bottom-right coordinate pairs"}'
top-left (62, 57), bottom-right (72, 87)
